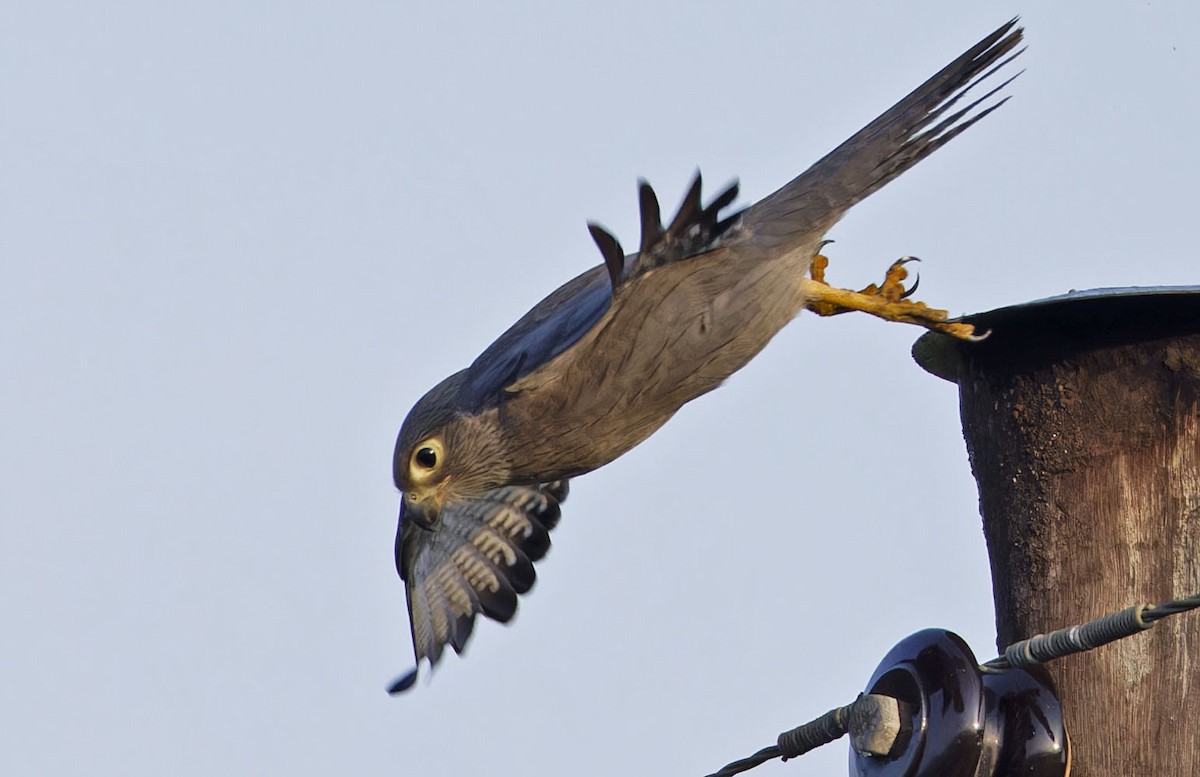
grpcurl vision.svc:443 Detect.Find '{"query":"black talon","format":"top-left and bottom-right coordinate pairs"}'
top-left (901, 273), bottom-right (921, 299)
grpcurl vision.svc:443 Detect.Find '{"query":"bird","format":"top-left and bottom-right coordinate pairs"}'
top-left (389, 20), bottom-right (1024, 693)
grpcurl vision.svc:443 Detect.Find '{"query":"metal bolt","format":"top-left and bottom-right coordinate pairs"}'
top-left (848, 693), bottom-right (905, 758)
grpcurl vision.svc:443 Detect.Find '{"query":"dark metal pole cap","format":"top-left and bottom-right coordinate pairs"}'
top-left (913, 286), bottom-right (1200, 383)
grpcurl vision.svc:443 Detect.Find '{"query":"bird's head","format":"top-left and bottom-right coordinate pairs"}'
top-left (393, 372), bottom-right (510, 530)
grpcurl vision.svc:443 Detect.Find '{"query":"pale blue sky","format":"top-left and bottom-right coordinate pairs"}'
top-left (2, 2), bottom-right (1198, 775)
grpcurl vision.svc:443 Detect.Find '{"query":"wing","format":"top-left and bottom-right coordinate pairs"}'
top-left (389, 480), bottom-right (568, 693)
top-left (460, 175), bottom-right (744, 412)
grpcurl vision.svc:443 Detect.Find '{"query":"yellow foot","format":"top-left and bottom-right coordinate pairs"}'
top-left (802, 253), bottom-right (983, 341)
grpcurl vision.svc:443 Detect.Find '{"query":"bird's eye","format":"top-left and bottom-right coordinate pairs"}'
top-left (409, 438), bottom-right (444, 481)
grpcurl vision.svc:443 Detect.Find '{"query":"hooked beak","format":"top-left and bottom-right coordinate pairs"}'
top-left (401, 493), bottom-right (442, 531)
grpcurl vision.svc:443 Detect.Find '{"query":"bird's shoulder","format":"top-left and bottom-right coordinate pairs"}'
top-left (460, 264), bottom-right (612, 410)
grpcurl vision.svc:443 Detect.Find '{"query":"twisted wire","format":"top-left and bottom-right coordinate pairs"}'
top-left (704, 702), bottom-right (854, 777)
top-left (1144, 591), bottom-right (1200, 622)
top-left (704, 746), bottom-right (779, 777)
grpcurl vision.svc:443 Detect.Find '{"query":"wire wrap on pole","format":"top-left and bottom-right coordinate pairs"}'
top-left (987, 604), bottom-right (1151, 669)
top-left (777, 703), bottom-right (851, 759)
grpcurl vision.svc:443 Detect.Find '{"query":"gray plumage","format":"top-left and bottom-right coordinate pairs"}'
top-left (389, 20), bottom-right (1024, 693)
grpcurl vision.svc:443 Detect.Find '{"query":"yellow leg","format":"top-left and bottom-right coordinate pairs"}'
top-left (802, 253), bottom-right (982, 341)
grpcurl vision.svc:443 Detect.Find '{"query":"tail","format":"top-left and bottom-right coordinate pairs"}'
top-left (742, 19), bottom-right (1024, 250)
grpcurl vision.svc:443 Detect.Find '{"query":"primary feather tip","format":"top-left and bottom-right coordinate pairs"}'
top-left (388, 666), bottom-right (419, 695)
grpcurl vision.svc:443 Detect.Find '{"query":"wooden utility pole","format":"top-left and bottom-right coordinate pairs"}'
top-left (914, 288), bottom-right (1200, 776)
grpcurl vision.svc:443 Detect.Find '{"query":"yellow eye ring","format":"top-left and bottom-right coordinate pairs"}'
top-left (409, 438), bottom-right (444, 481)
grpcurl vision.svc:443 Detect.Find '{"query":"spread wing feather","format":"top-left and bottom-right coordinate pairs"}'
top-left (587, 173), bottom-right (743, 289)
top-left (390, 480), bottom-right (568, 693)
